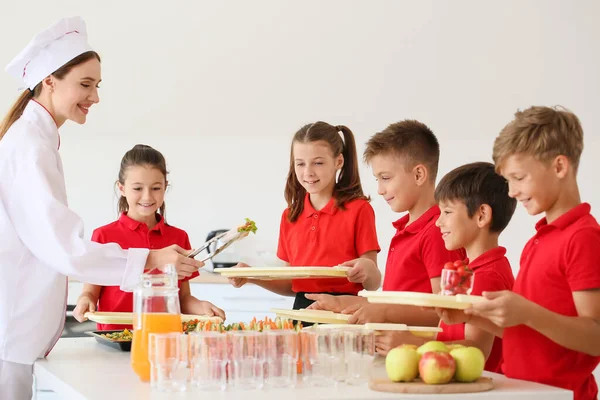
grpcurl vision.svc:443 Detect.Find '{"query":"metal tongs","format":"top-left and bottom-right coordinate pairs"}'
top-left (187, 230), bottom-right (250, 262)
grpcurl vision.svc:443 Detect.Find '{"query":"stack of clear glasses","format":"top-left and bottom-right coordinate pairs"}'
top-left (147, 325), bottom-right (374, 392)
top-left (300, 326), bottom-right (375, 387)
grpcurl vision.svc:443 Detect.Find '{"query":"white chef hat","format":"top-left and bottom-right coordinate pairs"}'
top-left (5, 16), bottom-right (94, 90)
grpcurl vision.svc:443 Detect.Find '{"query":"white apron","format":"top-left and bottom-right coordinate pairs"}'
top-left (0, 100), bottom-right (148, 365)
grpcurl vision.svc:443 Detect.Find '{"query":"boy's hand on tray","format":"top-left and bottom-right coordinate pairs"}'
top-left (374, 331), bottom-right (418, 356)
top-left (305, 293), bottom-right (342, 312)
top-left (435, 307), bottom-right (471, 325)
top-left (344, 303), bottom-right (388, 324)
top-left (465, 290), bottom-right (533, 328)
top-left (306, 294), bottom-right (366, 313)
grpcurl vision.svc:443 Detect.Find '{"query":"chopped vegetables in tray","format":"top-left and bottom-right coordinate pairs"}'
top-left (194, 316), bottom-right (302, 333)
top-left (182, 319), bottom-right (202, 333)
top-left (237, 218), bottom-right (257, 234)
top-left (100, 329), bottom-right (133, 341)
top-left (97, 317), bottom-right (301, 340)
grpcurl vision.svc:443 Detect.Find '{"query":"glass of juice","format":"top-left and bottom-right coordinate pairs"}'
top-left (131, 265), bottom-right (182, 382)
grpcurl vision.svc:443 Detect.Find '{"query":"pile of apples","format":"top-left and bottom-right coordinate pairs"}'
top-left (385, 341), bottom-right (485, 384)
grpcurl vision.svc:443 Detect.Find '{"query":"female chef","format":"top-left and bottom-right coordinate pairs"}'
top-left (0, 17), bottom-right (202, 399)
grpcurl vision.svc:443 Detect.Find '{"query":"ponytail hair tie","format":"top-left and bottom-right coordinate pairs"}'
top-left (336, 125), bottom-right (345, 145)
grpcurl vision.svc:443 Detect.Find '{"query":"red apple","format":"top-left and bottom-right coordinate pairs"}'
top-left (418, 351), bottom-right (456, 384)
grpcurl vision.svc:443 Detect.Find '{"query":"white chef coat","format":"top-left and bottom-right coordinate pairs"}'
top-left (0, 100), bottom-right (149, 364)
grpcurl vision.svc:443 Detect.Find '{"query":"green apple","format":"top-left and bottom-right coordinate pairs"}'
top-left (447, 344), bottom-right (465, 351)
top-left (386, 346), bottom-right (420, 382)
top-left (418, 351), bottom-right (456, 384)
top-left (417, 341), bottom-right (449, 356)
top-left (450, 346), bottom-right (485, 382)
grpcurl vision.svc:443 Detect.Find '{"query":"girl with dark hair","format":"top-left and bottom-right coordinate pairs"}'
top-left (229, 122), bottom-right (381, 311)
top-left (73, 145), bottom-right (225, 330)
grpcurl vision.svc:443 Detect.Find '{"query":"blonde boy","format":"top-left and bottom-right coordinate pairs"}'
top-left (440, 106), bottom-right (600, 400)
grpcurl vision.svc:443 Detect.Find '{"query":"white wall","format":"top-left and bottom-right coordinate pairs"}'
top-left (1, 0), bottom-right (599, 275)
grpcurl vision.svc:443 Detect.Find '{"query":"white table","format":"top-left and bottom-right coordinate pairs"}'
top-left (34, 338), bottom-right (572, 400)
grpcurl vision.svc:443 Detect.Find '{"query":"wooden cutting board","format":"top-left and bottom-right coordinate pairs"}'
top-left (369, 377), bottom-right (494, 394)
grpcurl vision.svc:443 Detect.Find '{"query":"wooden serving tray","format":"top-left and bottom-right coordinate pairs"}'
top-left (358, 291), bottom-right (484, 310)
top-left (84, 312), bottom-right (222, 325)
top-left (270, 308), bottom-right (351, 324)
top-left (369, 377), bottom-right (494, 394)
top-left (214, 266), bottom-right (351, 280)
top-left (304, 323), bottom-right (442, 338)
top-left (364, 323), bottom-right (442, 338)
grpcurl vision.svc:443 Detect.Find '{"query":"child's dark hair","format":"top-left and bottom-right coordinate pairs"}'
top-left (435, 162), bottom-right (516, 233)
top-left (364, 120), bottom-right (440, 182)
top-left (117, 144), bottom-right (168, 220)
top-left (284, 122), bottom-right (367, 222)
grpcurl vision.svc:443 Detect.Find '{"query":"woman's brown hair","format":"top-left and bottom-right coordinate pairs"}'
top-left (0, 51), bottom-right (101, 140)
top-left (117, 144), bottom-right (169, 222)
top-left (284, 121), bottom-right (368, 222)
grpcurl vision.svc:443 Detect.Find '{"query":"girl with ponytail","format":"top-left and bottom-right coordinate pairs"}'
top-left (229, 122), bottom-right (381, 312)
top-left (73, 144), bottom-right (225, 330)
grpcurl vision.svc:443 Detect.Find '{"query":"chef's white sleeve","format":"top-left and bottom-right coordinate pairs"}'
top-left (7, 143), bottom-right (148, 291)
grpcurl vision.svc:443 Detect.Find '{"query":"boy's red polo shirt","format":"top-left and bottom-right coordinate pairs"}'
top-left (383, 205), bottom-right (465, 293)
top-left (503, 203), bottom-right (600, 400)
top-left (437, 246), bottom-right (514, 373)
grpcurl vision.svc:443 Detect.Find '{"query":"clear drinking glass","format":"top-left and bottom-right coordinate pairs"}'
top-left (228, 331), bottom-right (265, 390)
top-left (441, 268), bottom-right (475, 295)
top-left (344, 328), bottom-right (375, 385)
top-left (300, 329), bottom-right (333, 387)
top-left (328, 328), bottom-right (347, 383)
top-left (188, 332), bottom-right (228, 391)
top-left (148, 332), bottom-right (188, 392)
top-left (264, 330), bottom-right (299, 388)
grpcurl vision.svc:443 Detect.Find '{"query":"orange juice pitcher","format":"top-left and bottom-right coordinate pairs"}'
top-left (131, 265), bottom-right (182, 382)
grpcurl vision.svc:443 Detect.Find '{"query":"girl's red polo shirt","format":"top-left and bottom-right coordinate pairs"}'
top-left (277, 195), bottom-right (380, 294)
top-left (92, 213), bottom-right (197, 330)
